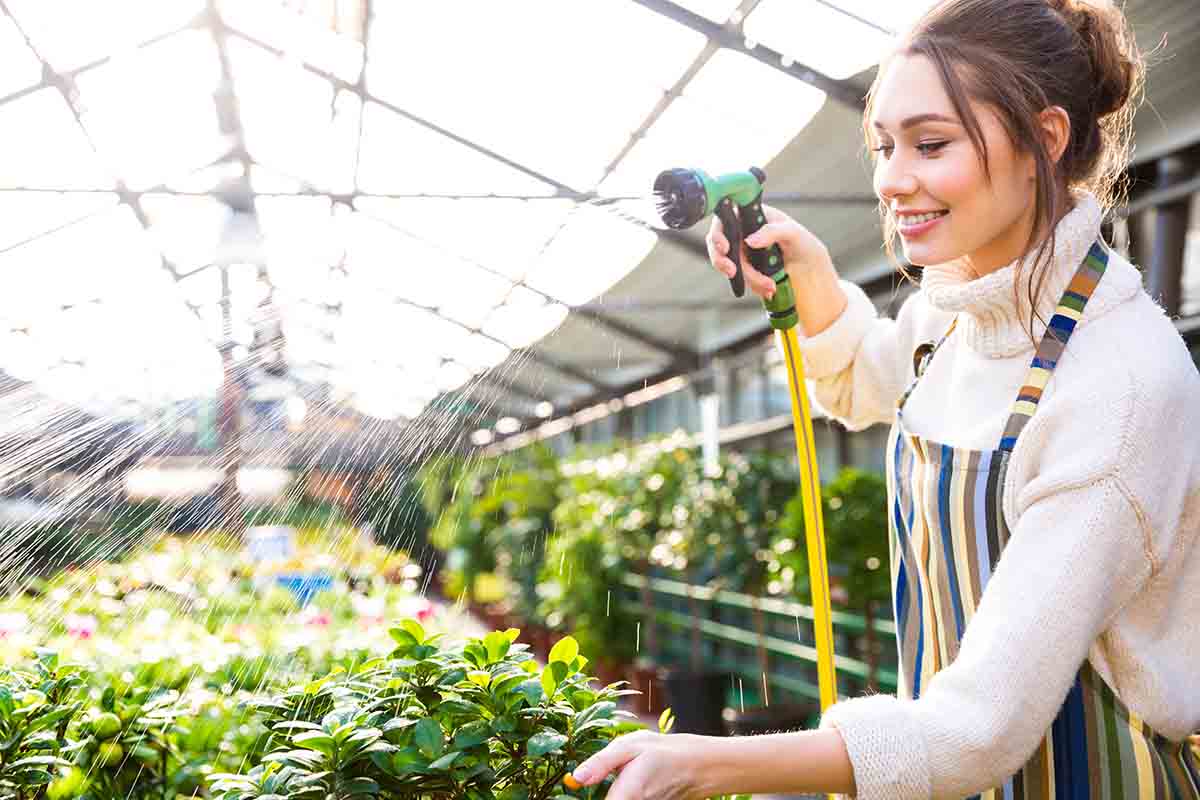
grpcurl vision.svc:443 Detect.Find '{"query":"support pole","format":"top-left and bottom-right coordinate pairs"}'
top-left (1147, 155), bottom-right (1194, 317)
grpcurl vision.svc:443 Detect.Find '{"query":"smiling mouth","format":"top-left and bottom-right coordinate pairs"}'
top-left (898, 210), bottom-right (949, 226)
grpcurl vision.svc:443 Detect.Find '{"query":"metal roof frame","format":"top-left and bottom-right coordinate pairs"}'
top-left (0, 0), bottom-right (889, 432)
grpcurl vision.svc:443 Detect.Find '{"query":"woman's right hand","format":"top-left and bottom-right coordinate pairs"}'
top-left (705, 204), bottom-right (847, 336)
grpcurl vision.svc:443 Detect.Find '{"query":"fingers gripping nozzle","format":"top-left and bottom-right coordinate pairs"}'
top-left (653, 167), bottom-right (797, 331)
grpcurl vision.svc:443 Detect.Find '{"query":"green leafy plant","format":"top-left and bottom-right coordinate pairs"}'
top-left (0, 651), bottom-right (83, 800)
top-left (210, 621), bottom-right (640, 800)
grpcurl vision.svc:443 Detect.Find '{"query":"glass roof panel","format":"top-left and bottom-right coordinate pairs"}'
top-left (338, 209), bottom-right (513, 313)
top-left (0, 12), bottom-right (43, 99)
top-left (227, 38), bottom-right (355, 192)
top-left (74, 30), bottom-right (228, 190)
top-left (3, 0), bottom-right (204, 73)
top-left (521, 204), bottom-right (657, 305)
top-left (670, 0), bottom-right (744, 24)
top-left (217, 0), bottom-right (366, 85)
top-left (827, 0), bottom-right (941, 35)
top-left (0, 191), bottom-right (117, 254)
top-left (743, 0), bottom-right (893, 81)
top-left (356, 102), bottom-right (557, 197)
top-left (166, 159), bottom-right (246, 193)
top-left (353, 197), bottom-right (575, 285)
top-left (599, 49), bottom-right (825, 196)
top-left (0, 205), bottom-right (217, 410)
top-left (140, 194), bottom-right (232, 273)
top-left (481, 286), bottom-right (570, 349)
top-left (0, 89), bottom-right (114, 189)
top-left (256, 196), bottom-right (343, 276)
top-left (366, 1), bottom-right (707, 192)
top-left (450, 334), bottom-right (513, 375)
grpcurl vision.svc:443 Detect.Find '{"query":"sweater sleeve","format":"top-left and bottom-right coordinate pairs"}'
top-left (798, 280), bottom-right (930, 431)
top-left (819, 476), bottom-right (1154, 799)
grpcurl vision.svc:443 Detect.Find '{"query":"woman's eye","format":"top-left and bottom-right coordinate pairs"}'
top-left (916, 140), bottom-right (948, 155)
top-left (871, 144), bottom-right (894, 157)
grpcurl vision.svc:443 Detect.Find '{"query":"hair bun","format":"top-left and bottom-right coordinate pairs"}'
top-left (1052, 0), bottom-right (1139, 116)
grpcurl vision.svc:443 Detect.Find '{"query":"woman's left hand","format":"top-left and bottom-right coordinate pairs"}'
top-left (569, 730), bottom-right (710, 800)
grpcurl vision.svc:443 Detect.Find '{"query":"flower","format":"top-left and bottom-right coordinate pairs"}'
top-left (64, 614), bottom-right (98, 639)
top-left (0, 613), bottom-right (27, 638)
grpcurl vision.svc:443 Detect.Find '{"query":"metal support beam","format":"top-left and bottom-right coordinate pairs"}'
top-left (571, 306), bottom-right (701, 367)
top-left (1146, 155), bottom-right (1194, 317)
top-left (630, 0), bottom-right (868, 111)
top-left (515, 349), bottom-right (607, 391)
top-left (469, 372), bottom-right (546, 405)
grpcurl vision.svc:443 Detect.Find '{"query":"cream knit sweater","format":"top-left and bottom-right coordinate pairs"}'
top-left (801, 194), bottom-right (1200, 799)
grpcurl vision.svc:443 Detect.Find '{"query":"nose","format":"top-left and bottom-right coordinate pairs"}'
top-left (874, 151), bottom-right (920, 203)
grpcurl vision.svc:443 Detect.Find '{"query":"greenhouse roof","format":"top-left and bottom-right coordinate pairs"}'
top-left (0, 0), bottom-right (942, 423)
top-left (0, 0), bottom-right (1195, 441)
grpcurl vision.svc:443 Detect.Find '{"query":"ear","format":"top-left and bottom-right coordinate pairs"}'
top-left (1037, 105), bottom-right (1072, 167)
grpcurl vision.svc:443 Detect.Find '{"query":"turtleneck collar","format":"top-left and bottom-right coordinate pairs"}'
top-left (919, 192), bottom-right (1129, 357)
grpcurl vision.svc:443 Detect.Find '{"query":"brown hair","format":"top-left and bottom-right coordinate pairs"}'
top-left (865, 0), bottom-right (1146, 335)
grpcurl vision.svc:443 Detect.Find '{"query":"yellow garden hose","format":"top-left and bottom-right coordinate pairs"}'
top-left (780, 326), bottom-right (839, 713)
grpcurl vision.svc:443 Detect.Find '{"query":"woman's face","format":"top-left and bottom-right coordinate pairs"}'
top-left (869, 54), bottom-right (1037, 274)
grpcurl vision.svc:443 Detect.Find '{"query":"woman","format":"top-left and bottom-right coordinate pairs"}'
top-left (568, 0), bottom-right (1200, 797)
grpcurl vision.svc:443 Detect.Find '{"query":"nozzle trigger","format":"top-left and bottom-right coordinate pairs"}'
top-left (715, 198), bottom-right (745, 298)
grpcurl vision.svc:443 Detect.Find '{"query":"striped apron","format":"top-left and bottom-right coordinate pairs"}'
top-left (888, 240), bottom-right (1200, 797)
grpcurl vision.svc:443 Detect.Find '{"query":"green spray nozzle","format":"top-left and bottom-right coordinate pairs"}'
top-left (653, 167), bottom-right (797, 331)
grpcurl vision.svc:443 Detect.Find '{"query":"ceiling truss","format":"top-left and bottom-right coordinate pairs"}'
top-left (0, 0), bottom-right (892, 437)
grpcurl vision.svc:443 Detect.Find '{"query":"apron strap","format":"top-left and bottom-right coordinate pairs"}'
top-left (997, 239), bottom-right (1110, 451)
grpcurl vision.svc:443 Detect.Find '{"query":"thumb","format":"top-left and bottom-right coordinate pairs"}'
top-left (571, 738), bottom-right (640, 786)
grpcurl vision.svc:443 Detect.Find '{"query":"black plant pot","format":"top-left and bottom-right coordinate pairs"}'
top-left (659, 667), bottom-right (729, 736)
top-left (722, 701), bottom-right (820, 737)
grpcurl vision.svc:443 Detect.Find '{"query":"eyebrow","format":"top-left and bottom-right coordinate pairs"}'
top-left (872, 113), bottom-right (959, 131)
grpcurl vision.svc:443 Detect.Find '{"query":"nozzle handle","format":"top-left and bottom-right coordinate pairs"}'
top-left (738, 193), bottom-right (798, 331)
top-left (738, 194), bottom-right (786, 281)
top-left (714, 198), bottom-right (746, 298)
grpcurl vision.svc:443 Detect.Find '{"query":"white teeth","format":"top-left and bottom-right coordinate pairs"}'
top-left (899, 211), bottom-right (948, 225)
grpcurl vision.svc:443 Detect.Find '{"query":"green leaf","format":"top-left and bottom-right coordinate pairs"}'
top-left (343, 777), bottom-right (380, 795)
top-left (101, 687), bottom-right (115, 712)
top-left (518, 678), bottom-right (544, 706)
top-left (484, 631), bottom-right (511, 663)
top-left (388, 627), bottom-right (420, 653)
top-left (490, 672), bottom-right (529, 699)
top-left (437, 699), bottom-right (485, 716)
top-left (452, 720), bottom-right (492, 750)
top-left (548, 636), bottom-right (579, 665)
top-left (467, 671), bottom-right (491, 688)
top-left (273, 721), bottom-right (325, 733)
top-left (437, 668), bottom-right (468, 686)
top-left (413, 718), bottom-right (444, 759)
top-left (526, 730), bottom-right (568, 758)
top-left (400, 618), bottom-right (426, 644)
top-left (576, 701), bottom-right (615, 728)
top-left (541, 666), bottom-right (557, 698)
top-left (428, 750), bottom-right (462, 770)
top-left (0, 687), bottom-right (13, 717)
top-left (294, 731), bottom-right (336, 757)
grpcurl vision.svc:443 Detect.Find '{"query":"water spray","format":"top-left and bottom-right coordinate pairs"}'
top-left (654, 167), bottom-right (839, 715)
